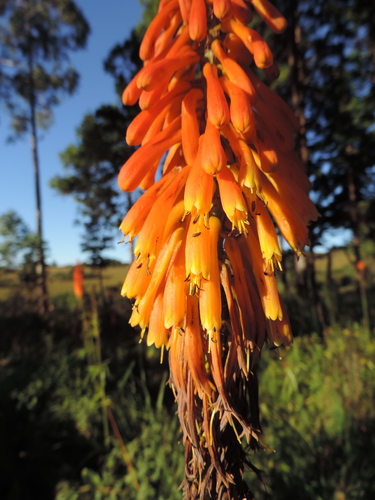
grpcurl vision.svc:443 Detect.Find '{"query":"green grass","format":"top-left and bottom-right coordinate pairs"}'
top-left (0, 264), bottom-right (130, 301)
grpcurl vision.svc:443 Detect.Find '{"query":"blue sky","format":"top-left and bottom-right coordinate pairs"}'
top-left (0, 0), bottom-right (143, 266)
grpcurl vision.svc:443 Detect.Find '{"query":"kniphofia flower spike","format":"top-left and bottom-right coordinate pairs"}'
top-left (73, 263), bottom-right (84, 299)
top-left (119, 0), bottom-right (318, 497)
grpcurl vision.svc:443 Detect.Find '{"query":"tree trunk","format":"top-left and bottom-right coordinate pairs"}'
top-left (28, 42), bottom-right (48, 314)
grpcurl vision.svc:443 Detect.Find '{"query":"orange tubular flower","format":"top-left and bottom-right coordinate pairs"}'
top-left (201, 119), bottom-right (227, 174)
top-left (181, 88), bottom-right (204, 165)
top-left (213, 0), bottom-right (231, 20)
top-left (220, 77), bottom-right (255, 135)
top-left (203, 62), bottom-right (230, 128)
top-left (189, 0), bottom-right (207, 41)
top-left (72, 263), bottom-right (84, 299)
top-left (118, 1), bottom-right (318, 498)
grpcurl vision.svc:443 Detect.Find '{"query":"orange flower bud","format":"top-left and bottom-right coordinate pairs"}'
top-left (189, 0), bottom-right (207, 41)
top-left (223, 32), bottom-right (253, 67)
top-left (136, 227), bottom-right (184, 330)
top-left (181, 88), bottom-right (204, 165)
top-left (119, 167), bottom-right (181, 241)
top-left (178, 0), bottom-right (192, 23)
top-left (185, 214), bottom-right (212, 289)
top-left (162, 197), bottom-right (185, 242)
top-left (216, 166), bottom-right (249, 233)
top-left (253, 199), bottom-right (282, 271)
top-left (140, 0), bottom-right (180, 61)
top-left (121, 258), bottom-right (153, 301)
top-left (137, 52), bottom-right (199, 91)
top-left (213, 0), bottom-right (232, 20)
top-left (242, 226), bottom-right (282, 320)
top-left (237, 139), bottom-right (262, 193)
top-left (122, 72), bottom-right (143, 106)
top-left (222, 18), bottom-right (273, 69)
top-left (164, 24), bottom-right (191, 57)
top-left (249, 0), bottom-right (287, 34)
top-left (153, 11), bottom-right (183, 57)
top-left (184, 137), bottom-right (215, 219)
top-left (220, 77), bottom-right (255, 135)
top-left (211, 39), bottom-right (256, 98)
top-left (221, 121), bottom-right (243, 159)
top-left (163, 143), bottom-right (185, 175)
top-left (231, 0), bottom-right (253, 24)
top-left (134, 166), bottom-right (190, 263)
top-left (126, 80), bottom-right (190, 146)
top-left (118, 116), bottom-right (181, 192)
top-left (138, 80), bottom-right (166, 111)
top-left (201, 119), bottom-right (227, 174)
top-left (203, 62), bottom-right (230, 129)
top-left (147, 288), bottom-right (170, 348)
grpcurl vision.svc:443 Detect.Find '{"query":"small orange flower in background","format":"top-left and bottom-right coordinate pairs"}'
top-left (73, 263), bottom-right (84, 299)
top-left (118, 0), bottom-right (318, 498)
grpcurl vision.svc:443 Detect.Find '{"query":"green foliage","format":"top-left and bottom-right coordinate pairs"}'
top-left (0, 210), bottom-right (29, 269)
top-left (55, 374), bottom-right (184, 500)
top-left (0, 289), bottom-right (183, 499)
top-left (0, 210), bottom-right (42, 274)
top-left (0, 0), bottom-right (90, 137)
top-left (249, 326), bottom-right (375, 499)
top-left (1, 275), bottom-right (375, 500)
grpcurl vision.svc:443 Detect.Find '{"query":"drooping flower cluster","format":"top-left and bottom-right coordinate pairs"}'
top-left (119, 0), bottom-right (318, 498)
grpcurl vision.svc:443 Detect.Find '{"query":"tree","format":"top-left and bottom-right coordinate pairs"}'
top-left (265, 0), bottom-right (375, 331)
top-left (300, 0), bottom-right (375, 330)
top-left (0, 0), bottom-right (90, 313)
top-left (0, 210), bottom-right (42, 291)
top-left (50, 105), bottom-right (133, 268)
top-left (51, 28), bottom-right (143, 267)
top-left (0, 210), bottom-right (30, 270)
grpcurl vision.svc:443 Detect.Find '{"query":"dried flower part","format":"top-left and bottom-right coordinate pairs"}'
top-left (118, 0), bottom-right (318, 498)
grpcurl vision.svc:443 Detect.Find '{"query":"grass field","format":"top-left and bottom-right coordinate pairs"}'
top-left (0, 243), bottom-right (373, 306)
top-left (0, 264), bottom-right (130, 301)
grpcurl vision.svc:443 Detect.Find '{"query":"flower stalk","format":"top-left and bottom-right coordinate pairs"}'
top-left (119, 0), bottom-right (318, 497)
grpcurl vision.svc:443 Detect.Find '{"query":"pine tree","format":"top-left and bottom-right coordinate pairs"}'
top-left (0, 0), bottom-right (90, 313)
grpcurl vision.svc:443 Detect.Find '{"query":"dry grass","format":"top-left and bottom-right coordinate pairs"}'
top-left (0, 264), bottom-right (129, 301)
